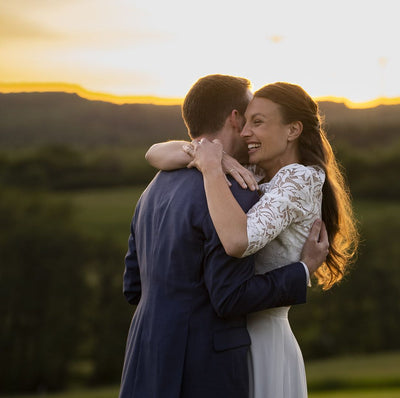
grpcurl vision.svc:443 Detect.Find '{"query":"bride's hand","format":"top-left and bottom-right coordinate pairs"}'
top-left (183, 139), bottom-right (258, 191)
top-left (184, 138), bottom-right (223, 173)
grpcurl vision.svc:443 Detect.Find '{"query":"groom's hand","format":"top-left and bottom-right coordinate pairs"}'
top-left (301, 219), bottom-right (329, 275)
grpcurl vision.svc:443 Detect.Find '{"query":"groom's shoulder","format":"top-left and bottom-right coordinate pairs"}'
top-left (151, 168), bottom-right (204, 193)
top-left (172, 170), bottom-right (259, 209)
top-left (164, 167), bottom-right (203, 186)
top-left (228, 177), bottom-right (259, 212)
top-left (149, 169), bottom-right (258, 210)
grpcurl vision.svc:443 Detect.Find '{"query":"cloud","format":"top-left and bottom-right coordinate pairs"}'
top-left (268, 35), bottom-right (285, 44)
top-left (0, 12), bottom-right (62, 41)
top-left (0, 1), bottom-right (170, 49)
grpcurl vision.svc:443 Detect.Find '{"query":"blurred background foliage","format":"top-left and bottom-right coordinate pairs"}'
top-left (0, 92), bottom-right (399, 394)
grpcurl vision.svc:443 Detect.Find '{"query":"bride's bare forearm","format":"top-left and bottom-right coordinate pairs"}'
top-left (145, 141), bottom-right (192, 170)
top-left (203, 168), bottom-right (248, 257)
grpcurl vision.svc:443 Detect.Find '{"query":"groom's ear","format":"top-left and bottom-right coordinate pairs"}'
top-left (229, 109), bottom-right (244, 131)
top-left (288, 121), bottom-right (303, 141)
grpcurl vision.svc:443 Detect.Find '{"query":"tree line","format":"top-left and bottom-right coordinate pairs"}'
top-left (1, 143), bottom-right (400, 199)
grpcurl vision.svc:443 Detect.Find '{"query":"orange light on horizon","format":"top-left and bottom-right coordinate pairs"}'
top-left (0, 82), bottom-right (183, 106)
top-left (315, 95), bottom-right (400, 109)
top-left (1, 82), bottom-right (400, 109)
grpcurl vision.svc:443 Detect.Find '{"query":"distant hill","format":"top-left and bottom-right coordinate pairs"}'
top-left (0, 92), bottom-right (187, 149)
top-left (0, 92), bottom-right (399, 149)
top-left (317, 101), bottom-right (400, 148)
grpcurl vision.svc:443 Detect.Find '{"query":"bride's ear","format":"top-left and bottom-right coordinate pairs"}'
top-left (288, 121), bottom-right (303, 141)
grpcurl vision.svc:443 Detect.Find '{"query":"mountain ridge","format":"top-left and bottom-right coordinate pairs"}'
top-left (1, 92), bottom-right (399, 149)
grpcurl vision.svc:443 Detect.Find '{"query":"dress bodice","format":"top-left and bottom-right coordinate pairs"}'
top-left (242, 163), bottom-right (325, 275)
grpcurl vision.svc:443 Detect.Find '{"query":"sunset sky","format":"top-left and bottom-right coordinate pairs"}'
top-left (1, 0), bottom-right (399, 106)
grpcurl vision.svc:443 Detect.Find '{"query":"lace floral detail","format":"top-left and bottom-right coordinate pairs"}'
top-left (245, 164), bottom-right (266, 183)
top-left (242, 163), bottom-right (325, 257)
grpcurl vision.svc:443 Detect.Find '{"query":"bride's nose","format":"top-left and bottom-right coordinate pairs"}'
top-left (240, 123), bottom-right (251, 137)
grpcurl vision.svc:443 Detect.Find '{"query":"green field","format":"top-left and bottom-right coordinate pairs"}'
top-left (55, 187), bottom-right (400, 244)
top-left (3, 388), bottom-right (400, 398)
top-left (310, 390), bottom-right (400, 398)
top-left (54, 186), bottom-right (146, 244)
top-left (4, 388), bottom-right (400, 398)
top-left (3, 352), bottom-right (400, 397)
top-left (306, 351), bottom-right (400, 391)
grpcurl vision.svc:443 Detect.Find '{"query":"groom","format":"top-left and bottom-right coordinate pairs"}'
top-left (119, 74), bottom-right (328, 398)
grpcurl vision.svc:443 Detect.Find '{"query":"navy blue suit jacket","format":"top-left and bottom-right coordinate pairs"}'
top-left (119, 168), bottom-right (307, 398)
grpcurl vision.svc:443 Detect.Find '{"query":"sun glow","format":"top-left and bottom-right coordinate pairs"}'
top-left (1, 0), bottom-right (399, 106)
top-left (1, 83), bottom-right (400, 110)
top-left (315, 96), bottom-right (400, 109)
top-left (0, 82), bottom-right (182, 106)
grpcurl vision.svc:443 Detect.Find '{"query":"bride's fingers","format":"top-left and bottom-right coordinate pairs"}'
top-left (187, 159), bottom-right (196, 169)
top-left (211, 138), bottom-right (223, 147)
top-left (224, 174), bottom-right (232, 187)
top-left (228, 167), bottom-right (259, 191)
top-left (182, 144), bottom-right (195, 157)
top-left (228, 168), bottom-right (248, 189)
top-left (241, 169), bottom-right (259, 191)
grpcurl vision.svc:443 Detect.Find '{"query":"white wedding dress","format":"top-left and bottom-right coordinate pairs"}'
top-left (243, 163), bottom-right (325, 398)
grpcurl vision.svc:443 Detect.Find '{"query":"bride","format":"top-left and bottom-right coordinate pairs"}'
top-left (146, 82), bottom-right (358, 398)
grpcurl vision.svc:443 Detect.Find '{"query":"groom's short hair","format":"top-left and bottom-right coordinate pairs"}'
top-left (182, 74), bottom-right (251, 139)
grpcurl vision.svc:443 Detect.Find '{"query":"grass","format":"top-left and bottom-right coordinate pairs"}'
top-left (3, 387), bottom-right (400, 398)
top-left (4, 389), bottom-right (400, 398)
top-left (0, 386), bottom-right (119, 398)
top-left (3, 352), bottom-right (400, 397)
top-left (3, 386), bottom-right (400, 398)
top-left (54, 189), bottom-right (400, 241)
top-left (54, 186), bottom-right (400, 247)
top-left (310, 389), bottom-right (400, 398)
top-left (53, 186), bottom-right (146, 244)
top-left (306, 351), bottom-right (400, 391)
top-left (51, 186), bottom-right (400, 246)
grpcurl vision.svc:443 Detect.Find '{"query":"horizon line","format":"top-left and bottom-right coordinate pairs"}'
top-left (1, 82), bottom-right (400, 109)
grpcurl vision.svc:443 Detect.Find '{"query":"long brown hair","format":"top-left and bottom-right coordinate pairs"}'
top-left (255, 82), bottom-right (359, 289)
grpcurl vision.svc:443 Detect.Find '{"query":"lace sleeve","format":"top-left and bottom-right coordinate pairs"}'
top-left (242, 164), bottom-right (325, 257)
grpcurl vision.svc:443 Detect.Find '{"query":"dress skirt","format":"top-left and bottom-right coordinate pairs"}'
top-left (247, 306), bottom-right (307, 398)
